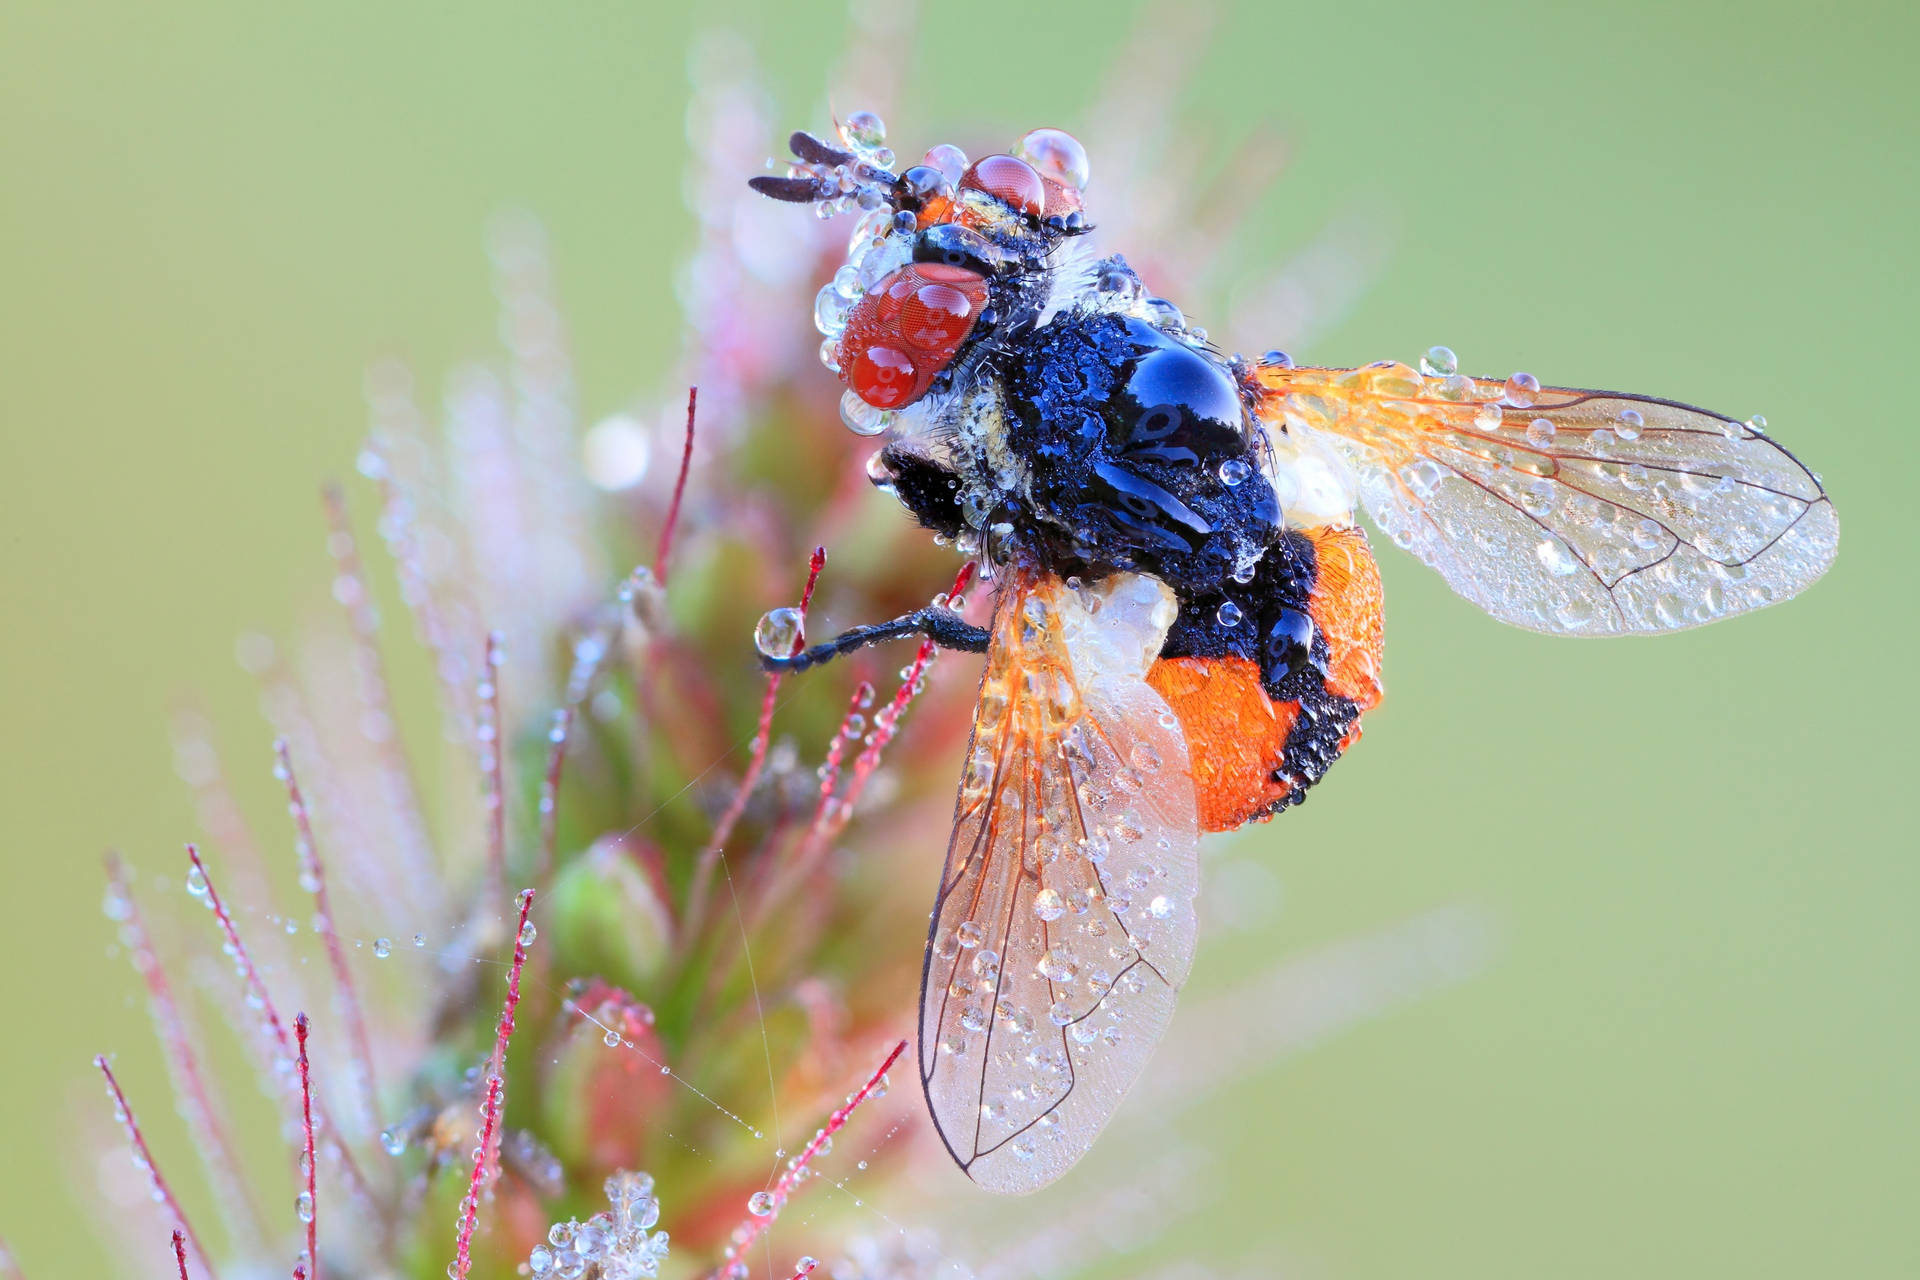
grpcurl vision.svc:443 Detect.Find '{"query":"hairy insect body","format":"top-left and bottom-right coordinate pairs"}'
top-left (884, 305), bottom-right (1380, 823)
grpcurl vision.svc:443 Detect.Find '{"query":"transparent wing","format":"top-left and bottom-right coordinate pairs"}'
top-left (919, 567), bottom-right (1199, 1194)
top-left (1254, 363), bottom-right (1839, 634)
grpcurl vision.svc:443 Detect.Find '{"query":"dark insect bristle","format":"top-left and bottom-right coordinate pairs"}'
top-left (789, 129), bottom-right (855, 166)
top-left (748, 175), bottom-right (830, 204)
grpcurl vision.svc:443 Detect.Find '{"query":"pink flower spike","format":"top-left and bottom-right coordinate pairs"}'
top-left (184, 845), bottom-right (374, 1207)
top-left (711, 1039), bottom-right (906, 1280)
top-left (452, 887), bottom-right (536, 1280)
top-left (95, 1056), bottom-right (219, 1280)
top-left (684, 547), bottom-right (825, 938)
top-left (276, 741), bottom-right (381, 1125)
top-left (478, 632), bottom-right (508, 903)
top-left (320, 482), bottom-right (440, 915)
top-left (103, 852), bottom-right (264, 1248)
top-left (655, 385), bottom-right (698, 586)
top-left (294, 1014), bottom-right (319, 1280)
top-left (172, 1230), bottom-right (190, 1280)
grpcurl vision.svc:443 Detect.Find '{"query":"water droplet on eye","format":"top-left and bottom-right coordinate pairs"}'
top-left (185, 866), bottom-right (208, 898)
top-left (839, 110), bottom-right (887, 152)
top-left (1218, 457), bottom-right (1251, 487)
top-left (813, 284), bottom-right (852, 337)
top-left (372, 937), bottom-right (391, 958)
top-left (754, 607), bottom-right (804, 659)
top-left (839, 389), bottom-right (891, 437)
top-left (1525, 417), bottom-right (1555, 448)
top-left (1031, 889), bottom-right (1065, 921)
top-left (1616, 408), bottom-right (1644, 440)
top-left (518, 920), bottom-right (538, 946)
top-left (295, 1191), bottom-right (314, 1224)
top-left (1216, 600), bottom-right (1243, 628)
top-left (1259, 349), bottom-right (1294, 369)
top-left (1420, 345), bottom-right (1458, 377)
top-left (379, 1128), bottom-right (405, 1156)
top-left (1503, 371), bottom-right (1541, 408)
top-left (747, 1190), bottom-right (778, 1217)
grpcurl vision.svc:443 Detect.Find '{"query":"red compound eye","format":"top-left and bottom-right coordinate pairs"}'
top-left (960, 154), bottom-right (1047, 218)
top-left (837, 265), bottom-right (990, 409)
top-left (845, 343), bottom-right (917, 409)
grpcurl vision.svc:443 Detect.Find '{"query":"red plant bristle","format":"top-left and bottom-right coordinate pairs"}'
top-left (452, 887), bottom-right (537, 1280)
top-left (684, 546), bottom-right (826, 938)
top-left (712, 1039), bottom-right (907, 1279)
top-left (829, 560), bottom-right (976, 833)
top-left (786, 1261), bottom-right (819, 1280)
top-left (94, 1056), bottom-right (218, 1280)
top-left (654, 385), bottom-right (699, 586)
top-left (294, 1014), bottom-right (319, 1280)
top-left (276, 740), bottom-right (381, 1124)
top-left (103, 852), bottom-right (265, 1247)
top-left (185, 845), bottom-right (374, 1207)
top-left (172, 1230), bottom-right (190, 1280)
top-left (536, 704), bottom-right (573, 880)
top-left (479, 633), bottom-right (509, 903)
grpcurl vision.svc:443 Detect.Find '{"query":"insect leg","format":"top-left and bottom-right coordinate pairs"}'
top-left (758, 608), bottom-right (988, 675)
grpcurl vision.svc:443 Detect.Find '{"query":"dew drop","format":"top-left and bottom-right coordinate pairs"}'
top-left (1031, 889), bottom-right (1066, 922)
top-left (754, 607), bottom-right (804, 659)
top-left (1503, 371), bottom-right (1541, 408)
top-left (185, 866), bottom-right (208, 898)
top-left (379, 1128), bottom-right (405, 1156)
top-left (747, 1190), bottom-right (777, 1217)
top-left (1525, 417), bottom-right (1555, 448)
top-left (1534, 538), bottom-right (1580, 577)
top-left (840, 110), bottom-right (886, 152)
top-left (1421, 345), bottom-right (1459, 377)
top-left (295, 1191), bottom-right (314, 1224)
top-left (1616, 408), bottom-right (1643, 441)
top-left (413, 933), bottom-right (426, 948)
top-left (1216, 600), bottom-right (1243, 628)
top-left (518, 919), bottom-right (538, 946)
top-left (372, 937), bottom-right (392, 959)
top-left (1218, 457), bottom-right (1251, 487)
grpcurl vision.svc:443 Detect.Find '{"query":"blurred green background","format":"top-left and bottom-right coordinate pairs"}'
top-left (2, 0), bottom-right (1912, 1275)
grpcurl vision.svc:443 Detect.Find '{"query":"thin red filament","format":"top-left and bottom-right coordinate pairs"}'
top-left (95, 1056), bottom-right (219, 1280)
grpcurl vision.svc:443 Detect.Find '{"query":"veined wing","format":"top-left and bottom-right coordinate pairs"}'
top-left (919, 566), bottom-right (1199, 1194)
top-left (1252, 363), bottom-right (1839, 634)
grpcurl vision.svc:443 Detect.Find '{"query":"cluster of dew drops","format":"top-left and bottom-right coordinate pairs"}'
top-left (521, 1171), bottom-right (669, 1279)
